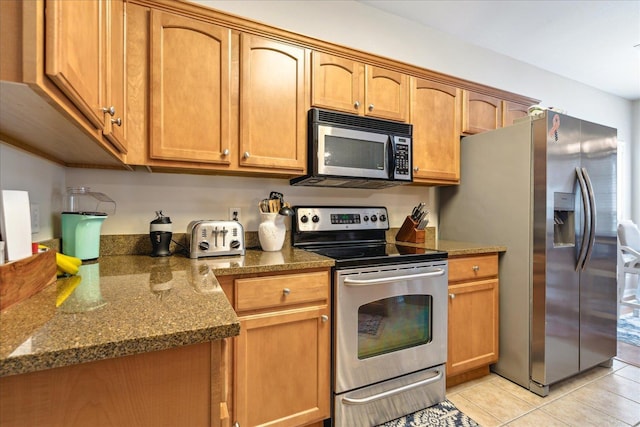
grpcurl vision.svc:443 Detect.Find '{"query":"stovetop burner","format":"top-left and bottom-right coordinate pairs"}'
top-left (292, 206), bottom-right (447, 268)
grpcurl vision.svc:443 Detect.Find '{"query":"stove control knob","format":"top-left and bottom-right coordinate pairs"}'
top-left (370, 215), bottom-right (378, 222)
top-left (199, 241), bottom-right (210, 251)
top-left (379, 214), bottom-right (387, 222)
top-left (312, 215), bottom-right (320, 223)
top-left (363, 215), bottom-right (369, 222)
top-left (300, 215), bottom-right (309, 223)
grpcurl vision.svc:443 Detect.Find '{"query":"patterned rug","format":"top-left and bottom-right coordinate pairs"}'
top-left (379, 400), bottom-right (479, 427)
top-left (618, 314), bottom-right (640, 347)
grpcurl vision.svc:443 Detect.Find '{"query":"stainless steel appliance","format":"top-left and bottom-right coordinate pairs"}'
top-left (439, 111), bottom-right (617, 396)
top-left (293, 206), bottom-right (448, 426)
top-left (290, 109), bottom-right (413, 189)
top-left (187, 220), bottom-right (245, 258)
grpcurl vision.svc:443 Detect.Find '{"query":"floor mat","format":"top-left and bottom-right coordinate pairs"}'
top-left (618, 313), bottom-right (640, 347)
top-left (379, 399), bottom-right (480, 427)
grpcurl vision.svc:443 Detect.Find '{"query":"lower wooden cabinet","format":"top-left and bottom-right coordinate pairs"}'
top-left (0, 341), bottom-right (222, 427)
top-left (446, 254), bottom-right (499, 386)
top-left (219, 269), bottom-right (331, 427)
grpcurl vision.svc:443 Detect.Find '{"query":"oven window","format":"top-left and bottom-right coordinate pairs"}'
top-left (325, 135), bottom-right (385, 170)
top-left (357, 295), bottom-right (432, 359)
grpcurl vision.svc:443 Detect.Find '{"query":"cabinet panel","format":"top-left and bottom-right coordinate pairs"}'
top-left (447, 279), bottom-right (499, 376)
top-left (364, 65), bottom-right (408, 121)
top-left (503, 100), bottom-right (530, 127)
top-left (45, 0), bottom-right (105, 129)
top-left (311, 51), bottom-right (361, 114)
top-left (410, 77), bottom-right (461, 184)
top-left (462, 91), bottom-right (502, 134)
top-left (234, 307), bottom-right (330, 427)
top-left (239, 34), bottom-right (307, 172)
top-left (149, 10), bottom-right (231, 163)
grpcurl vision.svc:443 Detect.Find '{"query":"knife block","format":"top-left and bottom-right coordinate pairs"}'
top-left (395, 216), bottom-right (425, 244)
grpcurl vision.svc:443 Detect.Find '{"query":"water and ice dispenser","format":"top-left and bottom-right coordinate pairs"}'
top-left (553, 192), bottom-right (575, 247)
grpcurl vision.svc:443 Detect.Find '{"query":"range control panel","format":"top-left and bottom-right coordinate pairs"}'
top-left (187, 220), bottom-right (245, 259)
top-left (294, 206), bottom-right (389, 232)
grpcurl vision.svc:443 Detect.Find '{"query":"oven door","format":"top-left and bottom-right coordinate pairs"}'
top-left (317, 124), bottom-right (390, 180)
top-left (334, 261), bottom-right (448, 394)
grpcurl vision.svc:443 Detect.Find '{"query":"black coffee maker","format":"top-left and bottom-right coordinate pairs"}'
top-left (150, 211), bottom-right (172, 257)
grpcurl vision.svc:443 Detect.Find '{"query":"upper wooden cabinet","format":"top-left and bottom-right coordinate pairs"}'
top-left (311, 51), bottom-right (409, 122)
top-left (239, 34), bottom-right (308, 173)
top-left (503, 100), bottom-right (530, 127)
top-left (45, 0), bottom-right (128, 154)
top-left (461, 91), bottom-right (503, 135)
top-left (410, 77), bottom-right (461, 184)
top-left (148, 10), bottom-right (231, 164)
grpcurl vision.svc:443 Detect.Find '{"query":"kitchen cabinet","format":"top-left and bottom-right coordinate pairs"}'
top-left (461, 91), bottom-right (503, 135)
top-left (219, 269), bottom-right (331, 427)
top-left (239, 34), bottom-right (308, 173)
top-left (446, 254), bottom-right (499, 386)
top-left (502, 100), bottom-right (531, 127)
top-left (410, 77), bottom-right (461, 184)
top-left (0, 341), bottom-right (222, 427)
top-left (311, 51), bottom-right (409, 122)
top-left (45, 0), bottom-right (128, 154)
top-left (147, 9), bottom-right (232, 164)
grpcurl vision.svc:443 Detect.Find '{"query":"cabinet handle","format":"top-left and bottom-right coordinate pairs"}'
top-left (111, 117), bottom-right (122, 127)
top-left (354, 101), bottom-right (360, 109)
top-left (472, 265), bottom-right (480, 272)
top-left (102, 106), bottom-right (115, 116)
top-left (233, 423), bottom-right (240, 427)
top-left (243, 151), bottom-right (250, 159)
top-left (368, 104), bottom-right (374, 111)
top-left (283, 288), bottom-right (291, 296)
top-left (449, 293), bottom-right (455, 299)
top-left (413, 166), bottom-right (419, 172)
top-left (321, 315), bottom-right (329, 322)
top-left (222, 149), bottom-right (229, 156)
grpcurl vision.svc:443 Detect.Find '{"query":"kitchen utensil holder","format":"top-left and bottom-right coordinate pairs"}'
top-left (395, 216), bottom-right (425, 244)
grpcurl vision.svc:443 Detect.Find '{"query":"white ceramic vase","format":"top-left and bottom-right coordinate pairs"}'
top-left (258, 212), bottom-right (286, 252)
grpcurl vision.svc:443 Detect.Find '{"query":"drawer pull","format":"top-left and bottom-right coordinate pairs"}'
top-left (321, 315), bottom-right (329, 322)
top-left (449, 293), bottom-right (455, 299)
top-left (472, 265), bottom-right (480, 272)
top-left (283, 288), bottom-right (291, 296)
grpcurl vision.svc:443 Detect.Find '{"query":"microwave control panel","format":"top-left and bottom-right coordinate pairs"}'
top-left (393, 136), bottom-right (412, 181)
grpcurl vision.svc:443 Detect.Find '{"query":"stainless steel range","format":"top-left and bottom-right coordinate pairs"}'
top-left (292, 206), bottom-right (448, 427)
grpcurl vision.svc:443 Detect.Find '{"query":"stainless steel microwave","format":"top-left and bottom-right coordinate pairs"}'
top-left (290, 108), bottom-right (413, 189)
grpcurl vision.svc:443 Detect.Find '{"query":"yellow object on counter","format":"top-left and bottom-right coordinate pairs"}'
top-left (39, 245), bottom-right (83, 276)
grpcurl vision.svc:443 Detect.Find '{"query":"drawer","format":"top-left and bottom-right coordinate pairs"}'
top-left (448, 254), bottom-right (498, 282)
top-left (235, 271), bottom-right (329, 312)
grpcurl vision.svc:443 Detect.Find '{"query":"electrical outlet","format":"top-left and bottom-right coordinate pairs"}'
top-left (229, 207), bottom-right (241, 223)
top-left (30, 203), bottom-right (40, 234)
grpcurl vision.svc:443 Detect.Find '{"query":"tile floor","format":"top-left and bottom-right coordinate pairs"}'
top-left (445, 359), bottom-right (640, 426)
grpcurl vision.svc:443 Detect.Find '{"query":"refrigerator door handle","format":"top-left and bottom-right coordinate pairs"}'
top-left (575, 167), bottom-right (590, 271)
top-left (581, 167), bottom-right (597, 268)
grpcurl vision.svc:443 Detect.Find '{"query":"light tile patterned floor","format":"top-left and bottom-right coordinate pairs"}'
top-left (445, 359), bottom-right (640, 426)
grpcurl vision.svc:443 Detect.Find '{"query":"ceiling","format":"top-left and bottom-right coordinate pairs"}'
top-left (358, 0), bottom-right (640, 101)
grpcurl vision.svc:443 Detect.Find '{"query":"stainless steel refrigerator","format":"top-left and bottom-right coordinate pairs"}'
top-left (439, 111), bottom-right (617, 396)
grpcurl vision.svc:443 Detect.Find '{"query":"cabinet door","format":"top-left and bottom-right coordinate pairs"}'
top-left (102, 0), bottom-right (127, 153)
top-left (239, 34), bottom-right (307, 173)
top-left (461, 91), bottom-right (502, 134)
top-left (447, 278), bottom-right (499, 376)
top-left (503, 100), bottom-right (530, 127)
top-left (311, 51), bottom-right (361, 114)
top-left (234, 307), bottom-right (330, 427)
top-left (410, 78), bottom-right (461, 184)
top-left (149, 10), bottom-right (231, 164)
top-left (45, 0), bottom-right (106, 129)
top-left (364, 65), bottom-right (408, 122)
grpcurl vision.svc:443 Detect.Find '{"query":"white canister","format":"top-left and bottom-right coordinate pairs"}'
top-left (258, 212), bottom-right (286, 252)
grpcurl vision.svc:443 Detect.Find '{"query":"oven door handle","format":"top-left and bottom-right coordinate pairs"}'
top-left (340, 369), bottom-right (444, 405)
top-left (344, 268), bottom-right (446, 286)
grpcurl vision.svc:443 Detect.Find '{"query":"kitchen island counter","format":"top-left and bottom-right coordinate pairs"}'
top-left (0, 248), bottom-right (334, 377)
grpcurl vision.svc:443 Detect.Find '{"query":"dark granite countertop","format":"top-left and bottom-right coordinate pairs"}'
top-left (0, 248), bottom-right (334, 377)
top-left (392, 238), bottom-right (506, 257)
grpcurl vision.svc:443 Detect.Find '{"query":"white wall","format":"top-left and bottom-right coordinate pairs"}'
top-left (1, 0), bottom-right (636, 241)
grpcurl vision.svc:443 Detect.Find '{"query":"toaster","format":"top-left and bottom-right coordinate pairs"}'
top-left (187, 220), bottom-right (245, 259)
